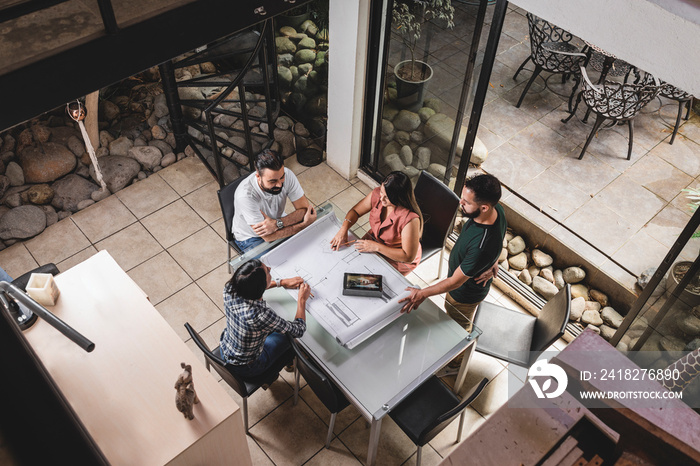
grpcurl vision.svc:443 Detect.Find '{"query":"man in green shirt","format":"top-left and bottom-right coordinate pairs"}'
top-left (400, 174), bottom-right (507, 366)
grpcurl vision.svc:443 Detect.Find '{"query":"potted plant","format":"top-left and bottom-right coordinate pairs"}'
top-left (392, 0), bottom-right (455, 111)
top-left (665, 186), bottom-right (700, 306)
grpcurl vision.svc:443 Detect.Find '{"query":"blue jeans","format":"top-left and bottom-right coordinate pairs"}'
top-left (0, 267), bottom-right (12, 283)
top-left (235, 236), bottom-right (265, 253)
top-left (223, 332), bottom-right (292, 378)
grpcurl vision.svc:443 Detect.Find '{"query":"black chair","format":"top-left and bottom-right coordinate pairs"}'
top-left (513, 13), bottom-right (587, 110)
top-left (217, 176), bottom-right (247, 273)
top-left (390, 377), bottom-right (488, 466)
top-left (290, 338), bottom-right (350, 448)
top-left (473, 284), bottom-right (571, 367)
top-left (660, 82), bottom-right (694, 145)
top-left (565, 66), bottom-right (660, 160)
top-left (414, 171), bottom-right (460, 279)
top-left (11, 263), bottom-right (60, 290)
top-left (184, 322), bottom-right (293, 432)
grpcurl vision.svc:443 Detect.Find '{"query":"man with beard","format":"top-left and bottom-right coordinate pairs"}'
top-left (232, 149), bottom-right (317, 252)
top-left (400, 174), bottom-right (506, 370)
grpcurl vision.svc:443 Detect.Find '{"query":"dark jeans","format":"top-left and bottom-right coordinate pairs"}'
top-left (223, 332), bottom-right (292, 378)
top-left (235, 236), bottom-right (265, 253)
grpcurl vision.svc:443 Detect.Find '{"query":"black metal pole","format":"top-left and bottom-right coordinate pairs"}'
top-left (453, 0), bottom-right (508, 194)
top-left (96, 0), bottom-right (119, 34)
top-left (443, 0), bottom-right (490, 185)
top-left (158, 60), bottom-right (189, 154)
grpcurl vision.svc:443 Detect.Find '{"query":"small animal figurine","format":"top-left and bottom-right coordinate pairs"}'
top-left (174, 362), bottom-right (199, 420)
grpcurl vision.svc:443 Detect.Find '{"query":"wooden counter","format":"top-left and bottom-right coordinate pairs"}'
top-left (23, 250), bottom-right (251, 465)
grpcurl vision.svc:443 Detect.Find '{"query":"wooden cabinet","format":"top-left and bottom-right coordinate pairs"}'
top-left (23, 250), bottom-right (250, 465)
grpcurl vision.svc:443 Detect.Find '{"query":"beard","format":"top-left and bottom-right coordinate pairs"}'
top-left (461, 206), bottom-right (480, 218)
top-left (262, 185), bottom-right (283, 195)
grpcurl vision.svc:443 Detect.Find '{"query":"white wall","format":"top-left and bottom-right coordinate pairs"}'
top-left (511, 0), bottom-right (700, 96)
top-left (326, 0), bottom-right (371, 180)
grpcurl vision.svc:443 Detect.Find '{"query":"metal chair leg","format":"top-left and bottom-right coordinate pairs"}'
top-left (626, 119), bottom-right (634, 160)
top-left (437, 249), bottom-right (445, 280)
top-left (579, 114), bottom-right (606, 160)
top-left (227, 245), bottom-right (232, 274)
top-left (512, 56), bottom-right (531, 81)
top-left (670, 99), bottom-right (684, 145)
top-left (516, 66), bottom-right (542, 108)
top-left (243, 396), bottom-right (249, 433)
top-left (456, 410), bottom-right (467, 443)
top-left (326, 412), bottom-right (337, 448)
top-left (293, 356), bottom-right (300, 406)
top-left (416, 445), bottom-right (423, 466)
top-left (685, 97), bottom-right (693, 120)
top-left (562, 90), bottom-right (583, 123)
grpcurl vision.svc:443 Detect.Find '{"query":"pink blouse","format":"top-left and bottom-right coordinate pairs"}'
top-left (364, 187), bottom-right (422, 275)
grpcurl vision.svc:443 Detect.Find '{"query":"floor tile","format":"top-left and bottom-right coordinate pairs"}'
top-left (219, 376), bottom-right (294, 430)
top-left (296, 164), bottom-right (352, 206)
top-left (196, 263), bottom-right (231, 312)
top-left (115, 172), bottom-right (180, 219)
top-left (517, 169), bottom-right (592, 222)
top-left (509, 121), bottom-right (579, 167)
top-left (141, 198), bottom-right (207, 248)
top-left (428, 406), bottom-right (487, 459)
top-left (155, 283), bottom-right (223, 340)
top-left (246, 436), bottom-right (275, 466)
top-left (563, 197), bottom-right (638, 256)
top-left (339, 415), bottom-right (416, 466)
top-left (0, 243), bottom-right (39, 278)
top-left (476, 125), bottom-right (506, 152)
top-left (329, 185), bottom-right (367, 217)
top-left (468, 368), bottom-right (511, 416)
top-left (624, 153), bottom-right (694, 202)
top-left (158, 156), bottom-right (215, 196)
top-left (298, 384), bottom-right (362, 437)
top-left (480, 143), bottom-right (547, 190)
top-left (304, 438), bottom-right (362, 466)
top-left (183, 180), bottom-right (222, 224)
top-left (249, 397), bottom-right (328, 466)
top-left (480, 97), bottom-right (537, 141)
top-left (548, 149), bottom-right (621, 196)
top-left (23, 219), bottom-right (91, 265)
top-left (643, 204), bottom-right (694, 249)
top-left (56, 246), bottom-right (98, 272)
top-left (71, 195), bottom-right (136, 243)
top-left (611, 230), bottom-right (669, 277)
top-left (95, 222), bottom-right (163, 271)
top-left (127, 251), bottom-right (192, 305)
top-left (547, 224), bottom-right (609, 268)
top-left (168, 226), bottom-right (227, 280)
top-left (648, 134), bottom-right (700, 177)
top-left (583, 129), bottom-right (648, 172)
top-left (594, 175), bottom-right (665, 230)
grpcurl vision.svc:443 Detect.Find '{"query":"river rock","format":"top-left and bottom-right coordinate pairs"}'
top-left (508, 252), bottom-right (528, 270)
top-left (383, 141), bottom-right (402, 158)
top-left (161, 152), bottom-right (176, 167)
top-left (582, 310), bottom-right (604, 326)
top-left (532, 276), bottom-right (559, 300)
top-left (427, 163), bottom-right (446, 179)
top-left (570, 284), bottom-right (589, 300)
top-left (273, 128), bottom-right (295, 158)
top-left (563, 266), bottom-right (586, 284)
top-left (0, 176), bottom-right (9, 198)
top-left (31, 125), bottom-right (52, 144)
top-left (294, 49), bottom-right (316, 64)
top-left (418, 107), bottom-right (435, 122)
top-left (553, 269), bottom-right (565, 289)
top-left (660, 336), bottom-right (686, 352)
top-left (531, 249), bottom-right (553, 268)
top-left (518, 268), bottom-right (532, 286)
top-left (676, 314), bottom-right (700, 338)
top-left (51, 174), bottom-right (100, 212)
top-left (102, 100), bottom-right (121, 121)
top-left (5, 161), bottom-right (24, 186)
top-left (127, 146), bottom-right (162, 170)
top-left (600, 307), bottom-right (623, 328)
top-left (600, 324), bottom-right (616, 341)
top-left (77, 199), bottom-right (95, 210)
top-left (25, 184), bottom-right (54, 205)
top-left (586, 324), bottom-right (601, 335)
top-left (686, 338), bottom-right (700, 351)
top-left (499, 247), bottom-right (508, 262)
top-left (394, 130), bottom-right (410, 146)
top-left (298, 36), bottom-right (316, 50)
top-left (41, 205), bottom-right (58, 226)
top-left (540, 268), bottom-right (554, 284)
top-left (528, 265), bottom-right (540, 278)
top-left (20, 143), bottom-right (76, 183)
top-left (89, 156), bottom-right (140, 193)
top-left (276, 36), bottom-right (297, 54)
top-left (151, 125), bottom-right (167, 140)
top-left (589, 289), bottom-right (609, 307)
top-left (584, 301), bottom-right (601, 312)
top-left (66, 135), bottom-right (86, 157)
top-left (403, 166), bottom-right (420, 178)
top-left (0, 205), bottom-right (46, 240)
top-left (507, 235), bottom-right (526, 255)
top-left (399, 145), bottom-right (413, 166)
top-left (108, 137), bottom-right (134, 157)
top-left (300, 19), bottom-right (319, 36)
top-left (570, 297), bottom-right (585, 321)
top-left (393, 110), bottom-right (421, 132)
top-left (637, 267), bottom-right (656, 289)
top-left (384, 153), bottom-right (404, 172)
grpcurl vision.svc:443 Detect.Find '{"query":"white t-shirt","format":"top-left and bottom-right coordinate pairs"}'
top-left (231, 168), bottom-right (305, 241)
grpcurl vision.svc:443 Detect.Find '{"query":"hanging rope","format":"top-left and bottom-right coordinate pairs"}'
top-left (67, 100), bottom-right (108, 192)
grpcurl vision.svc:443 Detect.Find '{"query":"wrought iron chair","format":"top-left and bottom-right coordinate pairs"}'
top-left (659, 82), bottom-right (694, 145)
top-left (565, 66), bottom-right (660, 160)
top-left (217, 176), bottom-right (247, 273)
top-left (389, 377), bottom-right (488, 466)
top-left (513, 13), bottom-right (587, 110)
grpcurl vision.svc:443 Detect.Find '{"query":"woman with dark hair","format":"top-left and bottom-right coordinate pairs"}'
top-left (219, 259), bottom-right (310, 378)
top-left (330, 171), bottom-right (423, 275)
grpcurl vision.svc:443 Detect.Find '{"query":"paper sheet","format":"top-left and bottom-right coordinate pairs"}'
top-left (262, 214), bottom-right (416, 349)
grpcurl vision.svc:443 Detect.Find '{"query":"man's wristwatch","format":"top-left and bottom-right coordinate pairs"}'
top-left (276, 219), bottom-right (284, 230)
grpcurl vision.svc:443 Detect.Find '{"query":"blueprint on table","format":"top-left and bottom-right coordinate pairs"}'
top-left (262, 214), bottom-right (415, 349)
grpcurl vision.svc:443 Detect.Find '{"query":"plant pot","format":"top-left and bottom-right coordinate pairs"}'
top-left (393, 60), bottom-right (433, 112)
top-left (666, 261), bottom-right (700, 308)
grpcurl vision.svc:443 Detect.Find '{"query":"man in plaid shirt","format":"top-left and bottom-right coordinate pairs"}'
top-left (219, 259), bottom-right (310, 378)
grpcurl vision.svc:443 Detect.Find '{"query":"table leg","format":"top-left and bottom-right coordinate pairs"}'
top-left (366, 417), bottom-right (382, 466)
top-left (454, 340), bottom-right (476, 394)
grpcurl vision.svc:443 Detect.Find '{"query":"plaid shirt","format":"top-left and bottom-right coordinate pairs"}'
top-left (220, 287), bottom-right (306, 365)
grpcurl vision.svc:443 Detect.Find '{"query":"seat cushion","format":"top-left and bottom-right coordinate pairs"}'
top-left (473, 301), bottom-right (536, 366)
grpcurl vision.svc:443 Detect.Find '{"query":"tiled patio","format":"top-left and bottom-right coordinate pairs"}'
top-left (0, 154), bottom-right (566, 465)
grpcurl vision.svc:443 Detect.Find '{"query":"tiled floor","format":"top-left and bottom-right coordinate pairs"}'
top-left (0, 155), bottom-right (565, 465)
